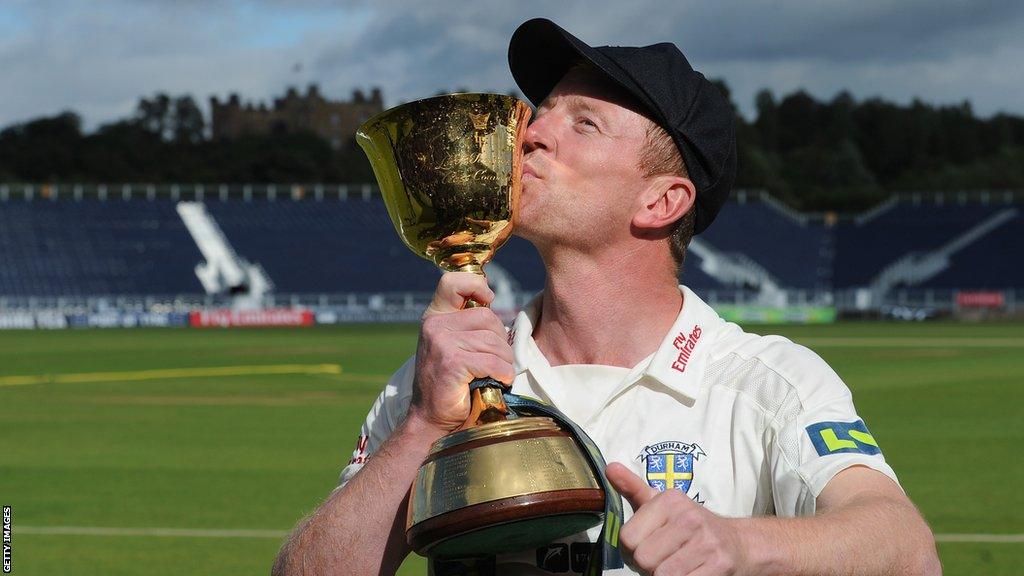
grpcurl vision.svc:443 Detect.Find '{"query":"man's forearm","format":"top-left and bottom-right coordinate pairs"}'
top-left (272, 415), bottom-right (443, 576)
top-left (740, 491), bottom-right (940, 576)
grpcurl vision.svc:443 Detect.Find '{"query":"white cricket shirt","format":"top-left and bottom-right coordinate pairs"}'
top-left (339, 286), bottom-right (899, 575)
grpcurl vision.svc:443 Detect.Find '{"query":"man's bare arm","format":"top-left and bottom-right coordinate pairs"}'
top-left (272, 273), bottom-right (514, 576)
top-left (609, 463), bottom-right (941, 576)
top-left (742, 466), bottom-right (941, 575)
top-left (271, 413), bottom-right (445, 576)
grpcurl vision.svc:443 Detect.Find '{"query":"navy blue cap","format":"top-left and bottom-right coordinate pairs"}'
top-left (509, 18), bottom-right (736, 234)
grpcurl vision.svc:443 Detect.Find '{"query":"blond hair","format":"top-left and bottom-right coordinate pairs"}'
top-left (638, 121), bottom-right (694, 266)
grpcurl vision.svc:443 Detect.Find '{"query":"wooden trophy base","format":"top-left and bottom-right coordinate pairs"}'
top-left (406, 417), bottom-right (606, 558)
top-left (409, 488), bottom-right (605, 558)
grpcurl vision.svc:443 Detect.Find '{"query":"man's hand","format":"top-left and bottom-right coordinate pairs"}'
top-left (409, 272), bottom-right (515, 436)
top-left (607, 462), bottom-right (752, 576)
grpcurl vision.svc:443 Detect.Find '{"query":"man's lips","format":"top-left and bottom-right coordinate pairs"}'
top-left (522, 164), bottom-right (541, 179)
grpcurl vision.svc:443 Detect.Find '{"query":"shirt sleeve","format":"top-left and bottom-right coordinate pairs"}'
top-left (766, 345), bottom-right (900, 516)
top-left (337, 355), bottom-right (416, 488)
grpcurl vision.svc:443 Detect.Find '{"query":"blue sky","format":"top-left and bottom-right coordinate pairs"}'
top-left (2, 0), bottom-right (1023, 130)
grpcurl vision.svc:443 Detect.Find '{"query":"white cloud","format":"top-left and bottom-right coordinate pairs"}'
top-left (1, 0), bottom-right (1022, 129)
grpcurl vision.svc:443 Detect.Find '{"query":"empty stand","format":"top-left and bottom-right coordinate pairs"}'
top-left (0, 198), bottom-right (203, 296)
top-left (1, 194), bottom-right (1021, 299)
top-left (834, 204), bottom-right (1001, 288)
top-left (925, 212), bottom-right (1024, 289)
top-left (204, 197), bottom-right (442, 293)
top-left (699, 202), bottom-right (830, 289)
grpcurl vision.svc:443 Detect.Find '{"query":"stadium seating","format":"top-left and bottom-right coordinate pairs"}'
top-left (204, 197), bottom-right (441, 293)
top-left (833, 204), bottom-right (1002, 288)
top-left (699, 202), bottom-right (829, 289)
top-left (0, 198), bottom-right (203, 296)
top-left (924, 211), bottom-right (1024, 289)
top-left (1, 194), bottom-right (1021, 298)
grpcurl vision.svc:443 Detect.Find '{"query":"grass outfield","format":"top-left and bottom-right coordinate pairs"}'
top-left (1, 322), bottom-right (1022, 575)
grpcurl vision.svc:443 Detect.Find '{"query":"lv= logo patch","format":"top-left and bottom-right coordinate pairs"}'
top-left (806, 420), bottom-right (881, 456)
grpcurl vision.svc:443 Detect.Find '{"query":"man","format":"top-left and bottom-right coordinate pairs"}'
top-left (273, 18), bottom-right (940, 576)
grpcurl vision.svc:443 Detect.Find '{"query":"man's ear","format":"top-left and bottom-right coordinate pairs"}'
top-left (632, 175), bottom-right (696, 232)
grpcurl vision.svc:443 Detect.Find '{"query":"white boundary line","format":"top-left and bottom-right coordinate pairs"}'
top-left (15, 526), bottom-right (1024, 543)
top-left (17, 526), bottom-right (288, 538)
top-left (934, 533), bottom-right (1024, 543)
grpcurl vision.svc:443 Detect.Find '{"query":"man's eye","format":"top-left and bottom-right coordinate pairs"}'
top-left (577, 117), bottom-right (598, 129)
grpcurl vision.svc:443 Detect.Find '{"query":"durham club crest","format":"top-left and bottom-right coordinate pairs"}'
top-left (638, 441), bottom-right (706, 493)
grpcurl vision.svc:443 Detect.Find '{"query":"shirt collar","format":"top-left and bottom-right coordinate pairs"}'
top-left (508, 286), bottom-right (721, 402)
top-left (643, 285), bottom-right (721, 400)
top-left (509, 292), bottom-right (542, 377)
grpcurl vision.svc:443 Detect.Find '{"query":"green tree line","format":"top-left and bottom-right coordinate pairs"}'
top-left (2, 87), bottom-right (1022, 211)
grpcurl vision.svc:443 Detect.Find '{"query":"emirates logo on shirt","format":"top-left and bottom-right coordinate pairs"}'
top-left (670, 325), bottom-right (702, 373)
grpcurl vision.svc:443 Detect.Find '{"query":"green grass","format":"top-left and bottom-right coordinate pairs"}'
top-left (1, 322), bottom-right (1021, 575)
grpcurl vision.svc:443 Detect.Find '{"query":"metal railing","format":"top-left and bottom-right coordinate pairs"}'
top-left (3, 183), bottom-right (1021, 210)
top-left (0, 182), bottom-right (381, 202)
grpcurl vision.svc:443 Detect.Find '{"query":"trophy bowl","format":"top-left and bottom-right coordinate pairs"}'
top-left (357, 92), bottom-right (527, 274)
top-left (357, 94), bottom-right (607, 558)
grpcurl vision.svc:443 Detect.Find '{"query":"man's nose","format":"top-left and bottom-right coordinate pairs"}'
top-left (523, 112), bottom-right (553, 155)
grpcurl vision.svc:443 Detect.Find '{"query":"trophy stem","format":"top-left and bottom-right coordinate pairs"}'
top-left (448, 263), bottom-right (511, 428)
top-left (460, 385), bottom-right (509, 429)
top-left (452, 262), bottom-right (485, 276)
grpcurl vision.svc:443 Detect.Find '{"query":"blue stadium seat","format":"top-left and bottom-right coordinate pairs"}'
top-left (204, 197), bottom-right (441, 293)
top-left (699, 203), bottom-right (830, 289)
top-left (2, 195), bottom-right (1021, 298)
top-left (924, 213), bottom-right (1024, 289)
top-left (833, 204), bottom-right (1001, 288)
top-left (0, 198), bottom-right (203, 296)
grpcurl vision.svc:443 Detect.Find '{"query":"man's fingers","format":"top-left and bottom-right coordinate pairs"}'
top-left (452, 307), bottom-right (509, 341)
top-left (607, 462), bottom-right (658, 511)
top-left (464, 351), bottom-right (516, 385)
top-left (421, 307), bottom-right (508, 345)
top-left (629, 517), bottom-right (692, 574)
top-left (425, 272), bottom-right (495, 316)
top-left (457, 329), bottom-right (514, 364)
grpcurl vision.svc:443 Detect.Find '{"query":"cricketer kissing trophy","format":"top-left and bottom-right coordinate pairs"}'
top-left (357, 94), bottom-right (620, 562)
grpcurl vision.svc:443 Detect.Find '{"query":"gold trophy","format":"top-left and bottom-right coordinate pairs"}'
top-left (357, 94), bottom-right (606, 559)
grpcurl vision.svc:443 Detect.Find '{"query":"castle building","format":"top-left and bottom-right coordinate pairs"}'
top-left (209, 84), bottom-right (383, 149)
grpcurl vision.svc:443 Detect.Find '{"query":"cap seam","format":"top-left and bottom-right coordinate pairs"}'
top-left (679, 75), bottom-right (705, 126)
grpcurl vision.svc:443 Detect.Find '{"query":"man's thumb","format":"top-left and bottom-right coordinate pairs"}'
top-left (606, 462), bottom-right (657, 512)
